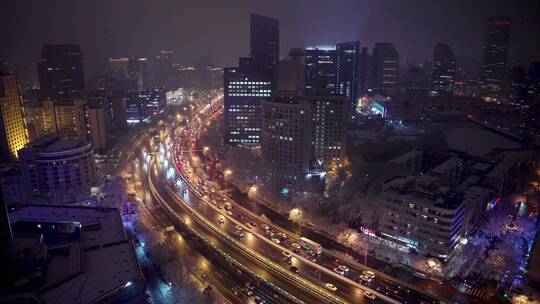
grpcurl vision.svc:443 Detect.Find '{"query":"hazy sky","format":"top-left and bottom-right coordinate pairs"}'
top-left (1, 0), bottom-right (539, 83)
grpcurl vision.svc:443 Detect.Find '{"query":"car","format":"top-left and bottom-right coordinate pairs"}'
top-left (245, 282), bottom-right (255, 290)
top-left (237, 231), bottom-right (244, 237)
top-left (289, 266), bottom-right (299, 273)
top-left (282, 251), bottom-right (291, 258)
top-left (218, 217), bottom-right (225, 224)
top-left (226, 211), bottom-right (233, 216)
top-left (246, 223), bottom-right (253, 229)
top-left (338, 265), bottom-right (349, 272)
top-left (291, 242), bottom-right (301, 250)
top-left (271, 238), bottom-right (280, 244)
top-left (249, 222), bottom-right (257, 227)
top-left (358, 275), bottom-right (372, 282)
top-left (364, 291), bottom-right (376, 300)
top-left (261, 224), bottom-right (270, 230)
top-left (278, 232), bottom-right (287, 239)
top-left (333, 268), bottom-right (345, 275)
top-left (364, 270), bottom-right (375, 278)
top-left (217, 205), bottom-right (223, 209)
top-left (235, 225), bottom-right (243, 231)
top-left (325, 283), bottom-right (337, 291)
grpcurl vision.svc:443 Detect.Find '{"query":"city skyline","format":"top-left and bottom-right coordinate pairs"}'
top-left (1, 0), bottom-right (539, 83)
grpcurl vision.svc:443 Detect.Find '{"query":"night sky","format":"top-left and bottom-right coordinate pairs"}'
top-left (1, 0), bottom-right (539, 84)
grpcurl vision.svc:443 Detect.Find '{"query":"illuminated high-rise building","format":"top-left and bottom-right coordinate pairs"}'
top-left (431, 43), bottom-right (456, 96)
top-left (223, 61), bottom-right (273, 145)
top-left (369, 43), bottom-right (400, 93)
top-left (304, 45), bottom-right (337, 93)
top-left (261, 96), bottom-right (312, 182)
top-left (30, 99), bottom-right (87, 140)
top-left (336, 41), bottom-right (360, 121)
top-left (37, 44), bottom-right (85, 100)
top-left (0, 68), bottom-right (29, 160)
top-left (154, 50), bottom-right (174, 85)
top-left (480, 16), bottom-right (511, 101)
top-left (250, 14), bottom-right (279, 67)
top-left (108, 57), bottom-right (149, 90)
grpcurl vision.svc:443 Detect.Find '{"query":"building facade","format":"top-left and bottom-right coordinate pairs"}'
top-left (369, 43), bottom-right (400, 93)
top-left (304, 45), bottom-right (337, 94)
top-left (250, 14), bottom-right (280, 67)
top-left (0, 70), bottom-right (29, 160)
top-left (480, 16), bottom-right (511, 101)
top-left (223, 65), bottom-right (273, 145)
top-left (18, 135), bottom-right (96, 202)
top-left (30, 99), bottom-right (87, 140)
top-left (261, 96), bottom-right (312, 183)
top-left (380, 175), bottom-right (466, 258)
top-left (308, 89), bottom-right (348, 172)
top-left (37, 44), bottom-right (85, 100)
top-left (336, 41), bottom-right (360, 121)
top-left (431, 43), bottom-right (456, 96)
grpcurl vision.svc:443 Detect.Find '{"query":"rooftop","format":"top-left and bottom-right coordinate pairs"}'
top-left (2, 205), bottom-right (143, 304)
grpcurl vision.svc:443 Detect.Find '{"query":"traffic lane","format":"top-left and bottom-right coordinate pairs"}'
top-left (152, 185), bottom-right (293, 304)
top-left (162, 173), bottom-right (379, 304)
top-left (151, 171), bottom-right (332, 304)
top-left (138, 186), bottom-right (259, 304)
top-left (188, 182), bottom-right (419, 304)
top-left (186, 177), bottom-right (438, 304)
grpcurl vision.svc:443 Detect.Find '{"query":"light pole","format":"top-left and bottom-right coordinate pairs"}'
top-left (249, 185), bottom-right (257, 212)
top-left (290, 208), bottom-right (303, 235)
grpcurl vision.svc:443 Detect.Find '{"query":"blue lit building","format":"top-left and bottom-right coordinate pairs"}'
top-left (304, 41), bottom-right (360, 122)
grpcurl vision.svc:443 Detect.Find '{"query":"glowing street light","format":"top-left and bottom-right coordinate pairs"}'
top-left (289, 208), bottom-right (303, 234)
top-left (224, 169), bottom-right (232, 178)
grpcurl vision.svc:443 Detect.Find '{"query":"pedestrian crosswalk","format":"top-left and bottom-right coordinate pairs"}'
top-left (450, 281), bottom-right (490, 301)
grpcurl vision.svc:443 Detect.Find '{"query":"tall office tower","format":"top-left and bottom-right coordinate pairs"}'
top-left (276, 51), bottom-right (304, 95)
top-left (108, 57), bottom-right (130, 80)
top-left (369, 43), bottom-right (400, 93)
top-left (480, 16), bottom-right (511, 101)
top-left (358, 47), bottom-right (370, 93)
top-left (223, 61), bottom-right (273, 145)
top-left (108, 57), bottom-right (148, 90)
top-left (431, 43), bottom-right (457, 96)
top-left (37, 44), bottom-right (85, 100)
top-left (307, 87), bottom-right (348, 172)
top-left (261, 96), bottom-right (312, 183)
top-left (0, 68), bottom-right (29, 160)
top-left (304, 45), bottom-right (338, 93)
top-left (154, 50), bottom-right (174, 85)
top-left (19, 134), bottom-right (96, 202)
top-left (507, 66), bottom-right (530, 104)
top-left (30, 99), bottom-right (87, 139)
top-left (336, 41), bottom-right (360, 121)
top-left (86, 105), bottom-right (108, 152)
top-left (250, 14), bottom-right (280, 67)
top-left (529, 62), bottom-right (540, 99)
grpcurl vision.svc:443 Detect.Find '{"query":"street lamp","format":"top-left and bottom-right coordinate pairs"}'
top-left (289, 208), bottom-right (303, 235)
top-left (248, 185), bottom-right (257, 212)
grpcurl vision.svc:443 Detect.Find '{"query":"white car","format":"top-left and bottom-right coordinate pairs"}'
top-left (364, 270), bottom-right (376, 278)
top-left (333, 268), bottom-right (345, 275)
top-left (282, 251), bottom-right (291, 258)
top-left (358, 274), bottom-right (372, 282)
top-left (261, 224), bottom-right (270, 230)
top-left (271, 238), bottom-right (280, 244)
top-left (364, 291), bottom-right (376, 300)
top-left (338, 265), bottom-right (349, 272)
top-left (325, 283), bottom-right (337, 291)
top-left (218, 217), bottom-right (225, 224)
top-left (234, 225), bottom-right (243, 231)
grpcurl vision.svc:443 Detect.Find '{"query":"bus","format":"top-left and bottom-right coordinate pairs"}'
top-left (299, 237), bottom-right (322, 254)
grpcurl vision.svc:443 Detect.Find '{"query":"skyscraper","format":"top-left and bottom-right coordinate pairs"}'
top-left (250, 14), bottom-right (280, 67)
top-left (154, 50), bottom-right (174, 86)
top-left (261, 96), bottom-right (312, 183)
top-left (223, 62), bottom-right (273, 145)
top-left (108, 57), bottom-right (149, 90)
top-left (480, 16), bottom-right (511, 101)
top-left (336, 41), bottom-right (360, 121)
top-left (369, 43), bottom-right (400, 93)
top-left (359, 47), bottom-right (370, 94)
top-left (37, 44), bottom-right (85, 100)
top-left (304, 45), bottom-right (338, 93)
top-left (275, 49), bottom-right (305, 95)
top-left (431, 43), bottom-right (456, 96)
top-left (0, 67), bottom-right (29, 160)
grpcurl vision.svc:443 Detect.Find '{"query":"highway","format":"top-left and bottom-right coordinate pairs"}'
top-left (165, 120), bottom-right (447, 304)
